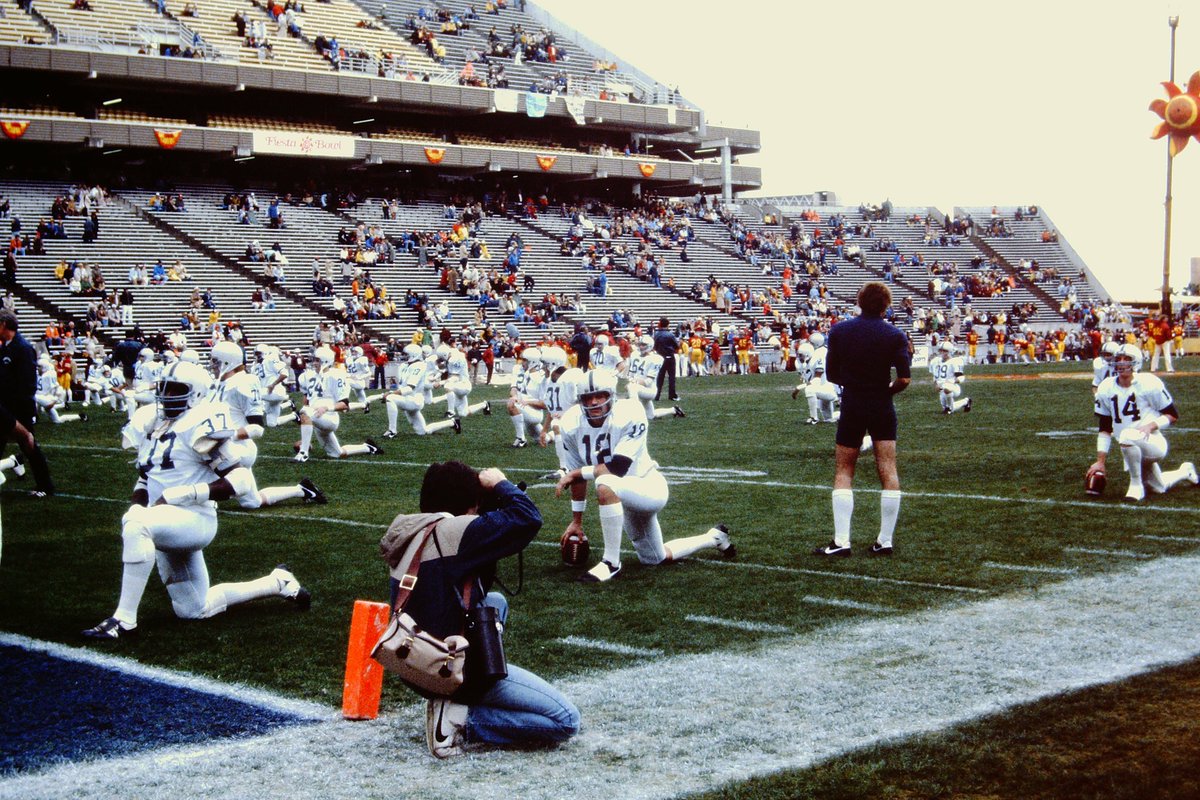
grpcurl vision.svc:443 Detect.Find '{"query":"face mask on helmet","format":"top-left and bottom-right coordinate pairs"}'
top-left (1114, 347), bottom-right (1141, 377)
top-left (580, 388), bottom-right (614, 422)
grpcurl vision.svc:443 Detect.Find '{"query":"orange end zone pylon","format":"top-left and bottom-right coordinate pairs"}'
top-left (342, 600), bottom-right (390, 720)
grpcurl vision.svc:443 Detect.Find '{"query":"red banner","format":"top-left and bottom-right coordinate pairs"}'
top-left (536, 154), bottom-right (557, 171)
top-left (154, 129), bottom-right (182, 149)
top-left (638, 162), bottom-right (656, 178)
top-left (2, 120), bottom-right (30, 140)
top-left (424, 147), bottom-right (446, 164)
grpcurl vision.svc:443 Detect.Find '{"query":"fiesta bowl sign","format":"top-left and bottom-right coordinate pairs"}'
top-left (252, 131), bottom-right (357, 159)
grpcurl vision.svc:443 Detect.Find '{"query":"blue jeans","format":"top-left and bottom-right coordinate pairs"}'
top-left (466, 593), bottom-right (580, 747)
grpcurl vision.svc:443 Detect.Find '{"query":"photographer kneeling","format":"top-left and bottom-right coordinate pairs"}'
top-left (380, 461), bottom-right (579, 758)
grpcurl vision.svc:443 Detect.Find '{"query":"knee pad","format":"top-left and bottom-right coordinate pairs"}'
top-left (120, 514), bottom-right (155, 564)
top-left (224, 466), bottom-right (259, 500)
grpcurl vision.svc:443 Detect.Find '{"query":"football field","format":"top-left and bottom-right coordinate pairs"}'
top-left (3, 362), bottom-right (1199, 798)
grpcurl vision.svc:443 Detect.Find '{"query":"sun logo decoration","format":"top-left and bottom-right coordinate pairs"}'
top-left (1150, 71), bottom-right (1200, 156)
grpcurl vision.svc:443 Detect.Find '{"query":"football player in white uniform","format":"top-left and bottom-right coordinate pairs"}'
top-left (590, 334), bottom-right (624, 376)
top-left (439, 343), bottom-right (491, 421)
top-left (383, 344), bottom-right (460, 437)
top-left (127, 348), bottom-right (161, 420)
top-left (206, 342), bottom-right (326, 507)
top-left (928, 341), bottom-right (972, 414)
top-left (790, 341), bottom-right (815, 400)
top-left (803, 333), bottom-right (840, 424)
top-left (254, 344), bottom-right (294, 426)
top-left (1089, 343), bottom-right (1197, 502)
top-left (507, 346), bottom-right (546, 448)
top-left (555, 371), bottom-right (735, 583)
top-left (345, 345), bottom-right (374, 412)
top-left (35, 355), bottom-right (85, 424)
top-left (82, 361), bottom-right (310, 641)
top-left (422, 345), bottom-right (448, 408)
top-left (625, 335), bottom-right (684, 420)
top-left (295, 346), bottom-right (382, 462)
top-left (1091, 340), bottom-right (1120, 394)
top-left (82, 361), bottom-right (111, 408)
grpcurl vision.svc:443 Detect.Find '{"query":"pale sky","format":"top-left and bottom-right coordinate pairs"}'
top-left (534, 0), bottom-right (1200, 303)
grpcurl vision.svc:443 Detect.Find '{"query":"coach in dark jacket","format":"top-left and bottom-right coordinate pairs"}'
top-left (569, 323), bottom-right (591, 372)
top-left (0, 309), bottom-right (54, 495)
top-left (381, 461), bottom-right (578, 758)
top-left (653, 316), bottom-right (679, 400)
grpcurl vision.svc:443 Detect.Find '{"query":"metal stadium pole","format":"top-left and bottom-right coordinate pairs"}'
top-left (1161, 14), bottom-right (1180, 322)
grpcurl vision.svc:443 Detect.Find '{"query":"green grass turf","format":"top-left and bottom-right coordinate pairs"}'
top-left (2, 361), bottom-right (1199, 781)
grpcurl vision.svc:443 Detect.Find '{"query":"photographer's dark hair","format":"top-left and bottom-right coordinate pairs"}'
top-left (420, 460), bottom-right (481, 516)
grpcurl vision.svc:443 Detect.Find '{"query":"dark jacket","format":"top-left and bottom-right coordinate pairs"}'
top-left (0, 331), bottom-right (37, 426)
top-left (653, 328), bottom-right (679, 358)
top-left (383, 480), bottom-right (540, 698)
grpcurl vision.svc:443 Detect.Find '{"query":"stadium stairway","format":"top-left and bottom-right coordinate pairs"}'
top-left (3, 181), bottom-right (327, 352)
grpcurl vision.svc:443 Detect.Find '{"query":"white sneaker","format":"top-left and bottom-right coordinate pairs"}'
top-left (425, 698), bottom-right (469, 758)
top-left (269, 564), bottom-right (311, 610)
top-left (293, 451), bottom-right (309, 463)
top-left (1184, 462), bottom-right (1199, 486)
top-left (578, 559), bottom-right (622, 583)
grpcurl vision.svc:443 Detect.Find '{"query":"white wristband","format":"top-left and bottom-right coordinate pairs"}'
top-left (162, 483), bottom-right (209, 505)
top-left (571, 499), bottom-right (587, 513)
top-left (1096, 433), bottom-right (1111, 454)
top-left (580, 466), bottom-right (595, 481)
top-left (1154, 414), bottom-right (1172, 430)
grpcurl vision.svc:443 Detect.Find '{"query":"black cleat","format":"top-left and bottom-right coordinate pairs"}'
top-left (963, 398), bottom-right (972, 413)
top-left (299, 477), bottom-right (327, 505)
top-left (673, 405), bottom-right (686, 418)
top-left (482, 401), bottom-right (491, 415)
top-left (812, 541), bottom-right (851, 557)
top-left (365, 438), bottom-right (383, 455)
top-left (273, 564), bottom-right (311, 611)
top-left (79, 412), bottom-right (89, 422)
top-left (382, 430), bottom-right (398, 439)
top-left (714, 523), bottom-right (736, 560)
top-left (453, 418), bottom-right (462, 434)
top-left (868, 542), bottom-right (894, 556)
top-left (82, 616), bottom-right (138, 641)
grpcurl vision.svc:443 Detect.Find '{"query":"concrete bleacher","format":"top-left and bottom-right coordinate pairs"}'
top-left (164, 0), bottom-right (329, 71)
top-left (0, 0), bottom-right (52, 44)
top-left (3, 181), bottom-right (329, 352)
top-left (32, 0), bottom-right (168, 44)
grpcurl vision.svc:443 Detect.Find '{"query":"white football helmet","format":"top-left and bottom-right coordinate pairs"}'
top-left (435, 344), bottom-right (452, 363)
top-left (209, 341), bottom-right (244, 378)
top-left (155, 361), bottom-right (212, 419)
top-left (595, 334), bottom-right (611, 349)
top-left (37, 353), bottom-right (53, 372)
top-left (350, 346), bottom-right (364, 360)
top-left (520, 346), bottom-right (542, 367)
top-left (180, 348), bottom-right (201, 365)
top-left (1113, 343), bottom-right (1142, 377)
top-left (1101, 341), bottom-right (1121, 362)
top-left (313, 346), bottom-right (335, 370)
top-left (403, 343), bottom-right (424, 362)
top-left (162, 350), bottom-right (179, 364)
top-left (577, 369), bottom-right (618, 423)
top-left (808, 332), bottom-right (825, 349)
top-left (938, 340), bottom-right (954, 356)
top-left (254, 343), bottom-right (270, 362)
top-left (541, 346), bottom-right (568, 373)
top-left (138, 347), bottom-right (156, 364)
top-left (797, 342), bottom-right (814, 362)
top-left (421, 344), bottom-right (433, 358)
top-left (637, 335), bottom-right (653, 355)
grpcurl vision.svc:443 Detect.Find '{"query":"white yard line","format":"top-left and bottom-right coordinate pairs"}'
top-left (684, 615), bottom-right (792, 634)
top-left (1064, 547), bottom-right (1154, 559)
top-left (7, 554), bottom-right (1200, 800)
top-left (556, 636), bottom-right (663, 658)
top-left (983, 561), bottom-right (1079, 575)
top-left (800, 595), bottom-right (896, 613)
top-left (1138, 534), bottom-right (1199, 543)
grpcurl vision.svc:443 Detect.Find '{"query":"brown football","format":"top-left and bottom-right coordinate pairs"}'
top-left (1085, 469), bottom-right (1106, 496)
top-left (561, 530), bottom-right (590, 567)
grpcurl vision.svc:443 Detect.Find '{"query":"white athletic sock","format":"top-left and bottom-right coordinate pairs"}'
top-left (259, 485), bottom-right (304, 505)
top-left (299, 423), bottom-right (314, 455)
top-left (0, 455), bottom-right (17, 471)
top-left (114, 559), bottom-right (156, 626)
top-left (952, 396), bottom-right (970, 412)
top-left (511, 413), bottom-right (526, 440)
top-left (1157, 464), bottom-right (1191, 491)
top-left (807, 394), bottom-right (819, 419)
top-left (57, 412), bottom-right (81, 423)
top-left (466, 400), bottom-right (487, 416)
top-left (879, 490), bottom-right (901, 547)
top-left (206, 574), bottom-right (280, 611)
top-left (598, 502), bottom-right (624, 567)
top-left (1121, 444), bottom-right (1143, 488)
top-left (664, 527), bottom-right (723, 561)
top-left (386, 397), bottom-right (399, 432)
top-left (424, 416), bottom-right (455, 434)
top-left (831, 489), bottom-right (853, 548)
top-left (341, 442), bottom-right (371, 457)
top-left (653, 406), bottom-right (675, 419)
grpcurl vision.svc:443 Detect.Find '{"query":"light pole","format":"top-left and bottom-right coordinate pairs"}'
top-left (1161, 15), bottom-right (1180, 321)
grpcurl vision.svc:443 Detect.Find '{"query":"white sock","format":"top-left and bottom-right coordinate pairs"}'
top-left (1121, 445), bottom-right (1143, 487)
top-left (652, 406), bottom-right (675, 419)
top-left (1157, 464), bottom-right (1191, 491)
top-left (599, 502), bottom-right (624, 566)
top-left (299, 423), bottom-right (313, 455)
top-left (466, 400), bottom-right (487, 416)
top-left (206, 574), bottom-right (280, 611)
top-left (424, 416), bottom-right (455, 434)
top-left (114, 559), bottom-right (156, 626)
top-left (879, 490), bottom-right (901, 547)
top-left (0, 455), bottom-right (17, 471)
top-left (341, 442), bottom-right (371, 457)
top-left (386, 397), bottom-right (399, 432)
top-left (831, 489), bottom-right (853, 547)
top-left (664, 527), bottom-right (723, 561)
top-left (807, 394), bottom-right (819, 419)
top-left (259, 485), bottom-right (304, 505)
top-left (952, 396), bottom-right (970, 412)
top-left (511, 413), bottom-right (526, 440)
